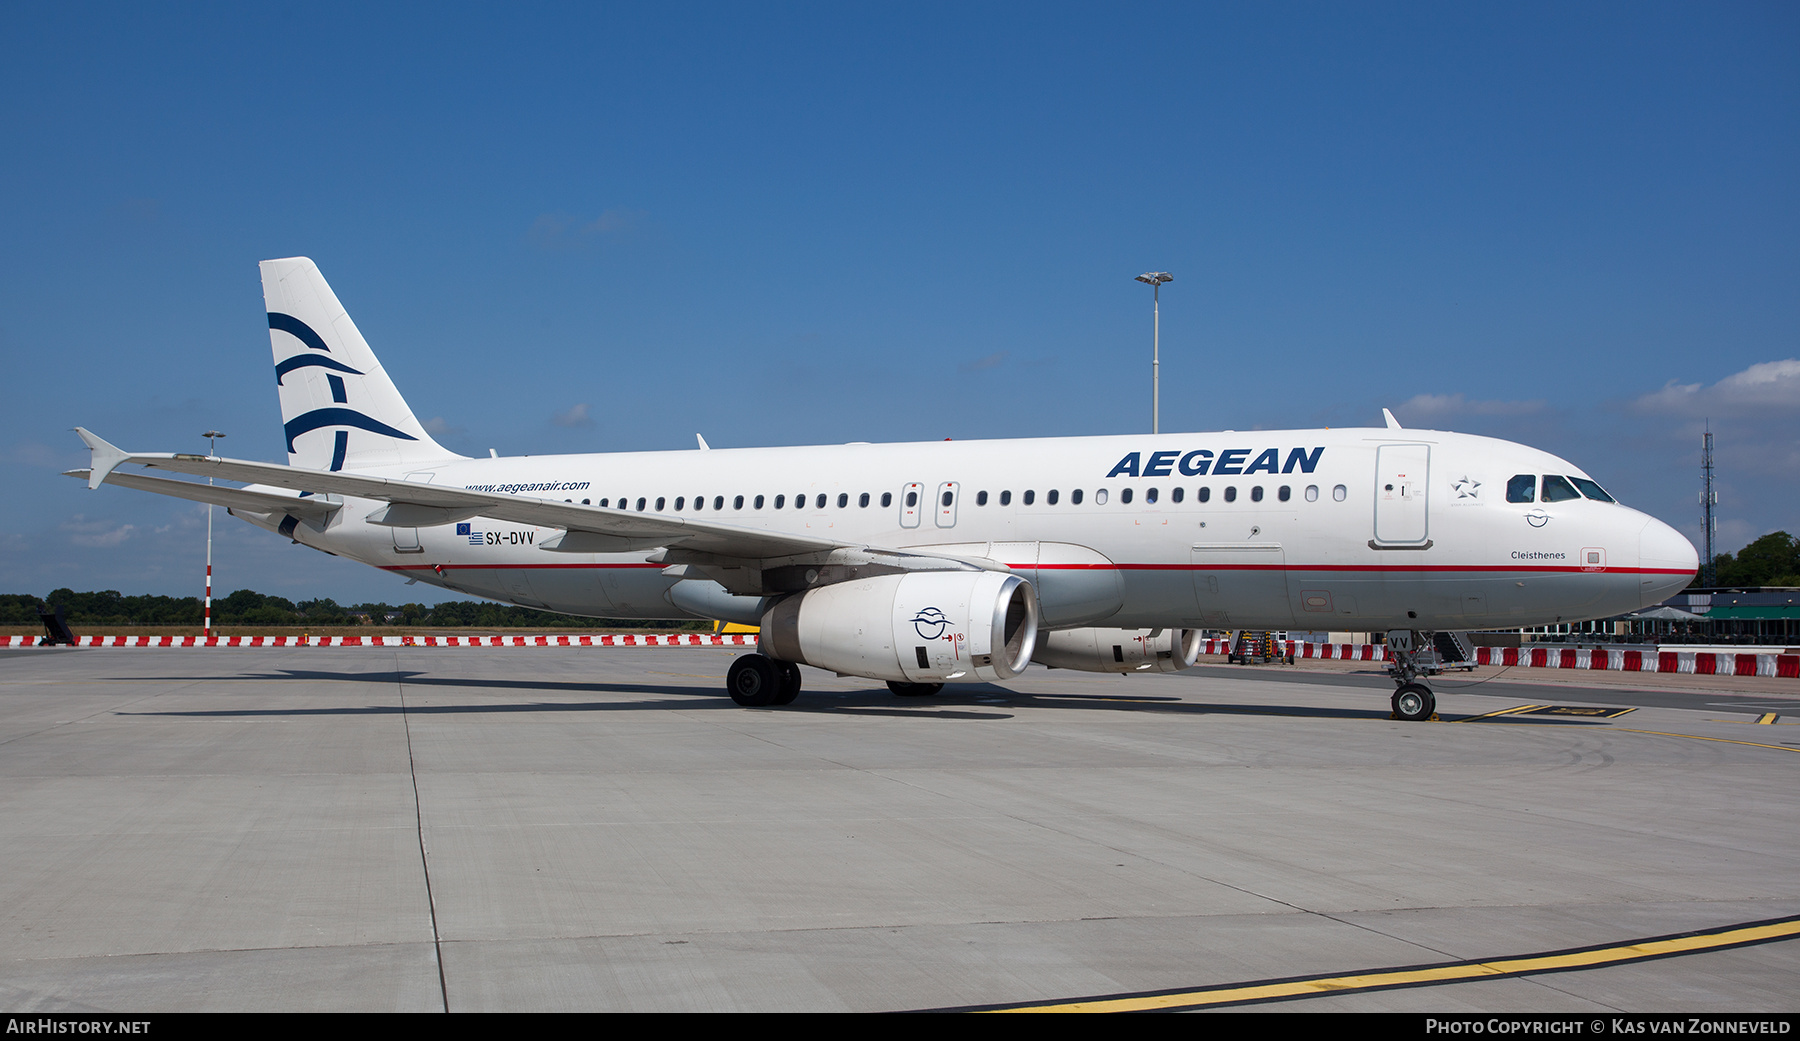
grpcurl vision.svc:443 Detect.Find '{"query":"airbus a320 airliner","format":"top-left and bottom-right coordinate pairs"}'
top-left (72, 258), bottom-right (1698, 718)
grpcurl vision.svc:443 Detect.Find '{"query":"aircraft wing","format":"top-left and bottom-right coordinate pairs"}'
top-left (74, 427), bottom-right (848, 560)
top-left (64, 468), bottom-right (343, 520)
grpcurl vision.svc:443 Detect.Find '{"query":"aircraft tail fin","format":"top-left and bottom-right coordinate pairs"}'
top-left (260, 257), bottom-right (463, 471)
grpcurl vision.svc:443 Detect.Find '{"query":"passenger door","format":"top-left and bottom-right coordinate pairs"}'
top-left (1372, 444), bottom-right (1430, 547)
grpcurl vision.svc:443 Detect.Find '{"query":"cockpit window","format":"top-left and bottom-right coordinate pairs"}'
top-left (1506, 474), bottom-right (1536, 503)
top-left (1569, 477), bottom-right (1615, 503)
top-left (1541, 475), bottom-right (1581, 503)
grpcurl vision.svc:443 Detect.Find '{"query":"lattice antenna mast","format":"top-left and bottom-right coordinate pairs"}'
top-left (1700, 421), bottom-right (1717, 587)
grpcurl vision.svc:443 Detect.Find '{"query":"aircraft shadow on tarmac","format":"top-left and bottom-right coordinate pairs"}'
top-left (107, 667), bottom-right (1614, 725)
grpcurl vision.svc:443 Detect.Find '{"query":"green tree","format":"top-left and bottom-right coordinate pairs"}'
top-left (1708, 531), bottom-right (1800, 588)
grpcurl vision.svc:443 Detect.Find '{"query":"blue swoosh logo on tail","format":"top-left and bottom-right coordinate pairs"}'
top-left (284, 408), bottom-right (418, 452)
top-left (268, 312), bottom-right (334, 353)
top-left (275, 354), bottom-right (364, 385)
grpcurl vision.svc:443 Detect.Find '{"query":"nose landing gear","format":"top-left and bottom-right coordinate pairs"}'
top-left (1384, 629), bottom-right (1474, 721)
top-left (1391, 682), bottom-right (1436, 722)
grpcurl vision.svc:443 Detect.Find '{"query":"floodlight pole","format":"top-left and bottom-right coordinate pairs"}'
top-left (1135, 272), bottom-right (1173, 434)
top-left (202, 430), bottom-right (226, 637)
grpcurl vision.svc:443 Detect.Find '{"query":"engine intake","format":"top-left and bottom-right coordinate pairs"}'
top-left (760, 571), bottom-right (1038, 683)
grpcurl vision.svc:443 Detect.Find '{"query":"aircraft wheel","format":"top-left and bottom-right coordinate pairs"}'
top-left (1392, 683), bottom-right (1436, 721)
top-left (773, 660), bottom-right (802, 705)
top-left (887, 680), bottom-right (944, 697)
top-left (727, 654), bottom-right (780, 707)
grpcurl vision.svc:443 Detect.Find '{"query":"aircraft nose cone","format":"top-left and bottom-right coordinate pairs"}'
top-left (1638, 515), bottom-right (1699, 607)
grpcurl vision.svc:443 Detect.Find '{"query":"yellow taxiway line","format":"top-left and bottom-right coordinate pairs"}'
top-left (958, 914), bottom-right (1800, 1012)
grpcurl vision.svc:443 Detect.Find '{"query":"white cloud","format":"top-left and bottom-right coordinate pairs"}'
top-left (958, 351), bottom-right (1008, 373)
top-left (61, 514), bottom-right (135, 548)
top-left (1394, 393), bottom-right (1547, 421)
top-left (5, 442), bottom-right (71, 468)
top-left (551, 403), bottom-right (594, 428)
top-left (527, 209), bottom-right (649, 250)
top-left (1633, 359), bottom-right (1800, 415)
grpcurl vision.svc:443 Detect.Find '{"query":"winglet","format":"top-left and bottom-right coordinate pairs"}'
top-left (1382, 408), bottom-right (1402, 430)
top-left (696, 433), bottom-right (710, 450)
top-left (73, 428), bottom-right (130, 489)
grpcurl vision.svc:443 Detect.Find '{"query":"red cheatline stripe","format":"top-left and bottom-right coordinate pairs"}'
top-left (378, 561), bottom-right (1689, 576)
top-left (2, 633), bottom-right (760, 648)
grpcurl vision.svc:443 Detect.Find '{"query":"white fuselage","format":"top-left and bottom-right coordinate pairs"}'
top-left (240, 426), bottom-right (1697, 632)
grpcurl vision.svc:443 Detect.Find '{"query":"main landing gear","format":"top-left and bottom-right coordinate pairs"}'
top-left (726, 653), bottom-right (801, 707)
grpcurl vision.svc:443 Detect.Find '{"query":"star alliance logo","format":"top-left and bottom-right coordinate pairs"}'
top-left (1453, 475), bottom-right (1481, 499)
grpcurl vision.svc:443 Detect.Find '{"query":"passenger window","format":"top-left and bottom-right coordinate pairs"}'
top-left (1000, 490), bottom-right (1012, 506)
top-left (837, 493), bottom-right (848, 508)
top-left (1197, 487), bottom-right (1210, 503)
top-left (1224, 487), bottom-right (1237, 503)
top-left (582, 499), bottom-right (590, 505)
top-left (1170, 487), bottom-right (1182, 503)
top-left (1094, 489), bottom-right (1108, 505)
top-left (673, 497), bottom-right (683, 511)
top-left (1023, 490), bottom-right (1036, 505)
top-left (1332, 485), bottom-right (1346, 502)
top-left (816, 494), bottom-right (826, 509)
top-left (1144, 487), bottom-right (1157, 504)
top-left (905, 490), bottom-right (917, 507)
top-left (1542, 475), bottom-right (1581, 503)
top-left (636, 497), bottom-right (647, 511)
top-left (1278, 485), bottom-right (1290, 502)
top-left (795, 494), bottom-right (806, 510)
top-left (1570, 477), bottom-right (1616, 503)
top-left (753, 495), bottom-right (764, 510)
top-left (599, 498), bottom-right (610, 507)
top-left (1120, 488), bottom-right (1132, 504)
top-left (774, 495), bottom-right (785, 509)
top-left (1506, 474), bottom-right (1536, 503)
top-left (1047, 489), bottom-right (1059, 505)
top-left (977, 490), bottom-right (988, 506)
top-left (1305, 485), bottom-right (1318, 502)
top-left (1072, 488), bottom-right (1084, 505)
top-left (859, 492), bottom-right (870, 507)
top-left (1251, 486), bottom-right (1263, 502)
top-left (942, 490), bottom-right (954, 507)
top-left (716, 496), bottom-right (725, 511)
top-left (881, 492), bottom-right (892, 508)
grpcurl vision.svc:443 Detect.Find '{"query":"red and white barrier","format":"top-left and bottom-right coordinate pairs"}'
top-left (1195, 639), bottom-right (1796, 679)
top-left (1, 632), bottom-right (758, 648)
top-left (7, 632), bottom-right (1795, 678)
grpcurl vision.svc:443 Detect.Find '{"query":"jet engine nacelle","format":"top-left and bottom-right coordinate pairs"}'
top-left (1033, 627), bottom-right (1201, 674)
top-left (759, 571), bottom-right (1039, 683)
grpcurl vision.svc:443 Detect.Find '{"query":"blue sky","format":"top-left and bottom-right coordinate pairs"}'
top-left (3, 3), bottom-right (1796, 604)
